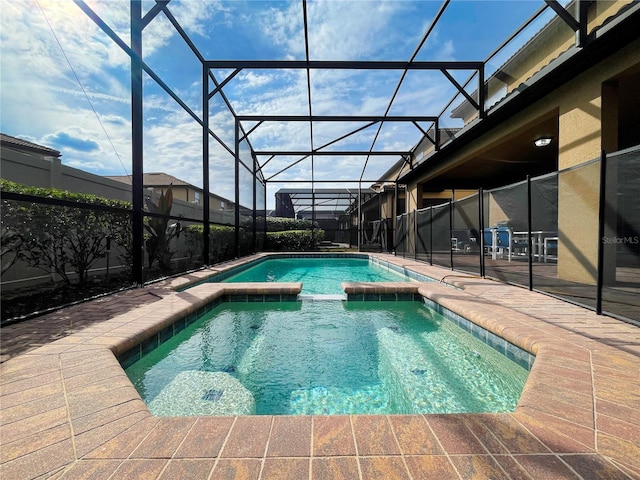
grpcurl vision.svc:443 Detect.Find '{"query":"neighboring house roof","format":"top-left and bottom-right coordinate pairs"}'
top-left (105, 172), bottom-right (236, 205)
top-left (105, 172), bottom-right (194, 188)
top-left (0, 133), bottom-right (61, 158)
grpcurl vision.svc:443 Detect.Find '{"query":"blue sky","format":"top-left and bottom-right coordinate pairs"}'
top-left (1, 0), bottom-right (556, 209)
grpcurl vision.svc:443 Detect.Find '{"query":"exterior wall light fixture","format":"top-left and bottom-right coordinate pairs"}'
top-left (534, 137), bottom-right (553, 147)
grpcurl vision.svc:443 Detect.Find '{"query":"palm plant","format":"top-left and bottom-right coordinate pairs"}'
top-left (144, 184), bottom-right (182, 272)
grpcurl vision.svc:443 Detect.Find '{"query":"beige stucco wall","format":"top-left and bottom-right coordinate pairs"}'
top-left (380, 196), bottom-right (391, 219)
top-left (485, 193), bottom-right (510, 228)
top-left (380, 192), bottom-right (397, 220)
top-left (453, 190), bottom-right (476, 202)
top-left (592, 1), bottom-right (635, 32)
top-left (2, 148), bottom-right (235, 219)
top-left (554, 38), bottom-right (639, 282)
top-left (558, 82), bottom-right (602, 170)
top-left (1, 148), bottom-right (132, 201)
top-left (423, 190), bottom-right (451, 204)
top-left (153, 186), bottom-right (230, 211)
top-left (557, 162), bottom-right (600, 283)
top-left (406, 180), bottom-right (419, 212)
top-left (555, 75), bottom-right (602, 283)
top-left (458, 1), bottom-right (633, 126)
top-left (403, 35), bottom-right (639, 283)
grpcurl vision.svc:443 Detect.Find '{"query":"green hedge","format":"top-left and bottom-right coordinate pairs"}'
top-left (183, 224), bottom-right (236, 264)
top-left (184, 222), bottom-right (324, 257)
top-left (0, 179), bottom-right (131, 208)
top-left (265, 229), bottom-right (324, 251)
top-left (266, 217), bottom-right (318, 232)
top-left (263, 217), bottom-right (323, 251)
top-left (1, 179), bottom-right (132, 284)
top-left (1, 182), bottom-right (329, 276)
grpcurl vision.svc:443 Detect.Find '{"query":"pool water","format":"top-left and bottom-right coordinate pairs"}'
top-left (219, 257), bottom-right (412, 294)
top-left (126, 301), bottom-right (529, 416)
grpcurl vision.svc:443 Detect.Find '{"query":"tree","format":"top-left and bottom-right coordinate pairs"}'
top-left (1, 225), bottom-right (25, 275)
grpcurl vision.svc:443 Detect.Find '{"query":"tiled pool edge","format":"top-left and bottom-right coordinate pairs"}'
top-left (118, 288), bottom-right (533, 376)
top-left (420, 295), bottom-right (534, 370)
top-left (171, 252), bottom-right (435, 291)
top-left (367, 255), bottom-right (434, 283)
top-left (342, 279), bottom-right (534, 370)
top-left (117, 292), bottom-right (300, 370)
top-left (2, 253), bottom-right (639, 479)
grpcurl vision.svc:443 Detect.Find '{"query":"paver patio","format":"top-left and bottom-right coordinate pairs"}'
top-left (1, 253), bottom-right (639, 479)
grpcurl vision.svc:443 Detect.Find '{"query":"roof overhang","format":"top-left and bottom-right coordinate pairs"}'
top-left (399, 2), bottom-right (640, 190)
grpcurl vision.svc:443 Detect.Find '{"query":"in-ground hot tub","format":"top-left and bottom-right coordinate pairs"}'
top-left (124, 296), bottom-right (531, 416)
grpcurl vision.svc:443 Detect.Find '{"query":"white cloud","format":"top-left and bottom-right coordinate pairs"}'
top-left (440, 39), bottom-right (456, 60)
top-left (2, 0), bottom-right (513, 210)
top-left (165, 0), bottom-right (227, 38)
top-left (258, 0), bottom-right (413, 61)
top-left (305, 1), bottom-right (410, 60)
top-left (239, 71), bottom-right (275, 89)
top-left (259, 2), bottom-right (304, 58)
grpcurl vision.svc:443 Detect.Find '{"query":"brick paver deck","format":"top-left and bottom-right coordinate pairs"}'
top-left (1, 253), bottom-right (639, 479)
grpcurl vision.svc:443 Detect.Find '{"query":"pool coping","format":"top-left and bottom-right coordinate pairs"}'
top-left (1, 252), bottom-right (639, 479)
top-left (171, 252), bottom-right (434, 291)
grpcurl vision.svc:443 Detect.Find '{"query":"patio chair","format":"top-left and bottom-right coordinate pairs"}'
top-left (452, 228), bottom-right (479, 252)
top-left (495, 227), bottom-right (513, 261)
top-left (483, 228), bottom-right (496, 257)
top-left (485, 226), bottom-right (528, 261)
top-left (543, 236), bottom-right (558, 262)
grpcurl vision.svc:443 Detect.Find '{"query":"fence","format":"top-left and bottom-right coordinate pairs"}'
top-left (395, 146), bottom-right (640, 325)
top-left (0, 182), bottom-right (267, 323)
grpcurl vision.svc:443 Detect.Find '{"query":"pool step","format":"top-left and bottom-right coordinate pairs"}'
top-left (297, 294), bottom-right (347, 301)
top-left (288, 384), bottom-right (388, 415)
top-left (148, 371), bottom-right (255, 416)
top-left (376, 326), bottom-right (465, 413)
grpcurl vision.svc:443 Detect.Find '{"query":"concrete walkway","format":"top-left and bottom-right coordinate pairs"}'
top-left (1, 253), bottom-right (639, 479)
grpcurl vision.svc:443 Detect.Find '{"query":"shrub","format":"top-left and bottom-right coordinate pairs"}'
top-left (1, 179), bottom-right (131, 285)
top-left (266, 217), bottom-right (318, 232)
top-left (184, 218), bottom-right (325, 260)
top-left (265, 229), bottom-right (324, 251)
top-left (184, 224), bottom-right (236, 264)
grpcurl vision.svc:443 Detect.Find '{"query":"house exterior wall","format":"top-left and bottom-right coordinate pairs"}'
top-left (419, 189), bottom-right (477, 209)
top-left (380, 193), bottom-right (393, 220)
top-left (553, 38), bottom-right (639, 282)
top-left (486, 193), bottom-right (511, 229)
top-left (152, 185), bottom-right (188, 203)
top-left (413, 129), bottom-right (459, 165)
top-left (556, 39), bottom-right (639, 168)
top-left (403, 31), bottom-right (639, 283)
top-left (406, 180), bottom-right (419, 212)
top-left (458, 1), bottom-right (633, 126)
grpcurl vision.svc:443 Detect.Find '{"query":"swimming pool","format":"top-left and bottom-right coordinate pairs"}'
top-left (207, 256), bottom-right (420, 295)
top-left (125, 300), bottom-right (529, 416)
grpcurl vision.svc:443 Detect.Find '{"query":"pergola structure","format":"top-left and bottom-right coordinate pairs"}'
top-left (70, 0), bottom-right (591, 284)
